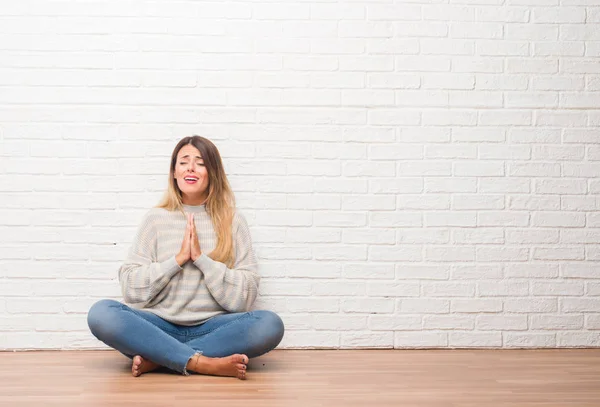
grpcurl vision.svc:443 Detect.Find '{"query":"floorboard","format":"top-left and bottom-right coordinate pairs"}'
top-left (1, 349), bottom-right (599, 406)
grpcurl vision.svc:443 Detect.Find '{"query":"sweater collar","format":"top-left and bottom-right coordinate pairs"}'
top-left (182, 203), bottom-right (207, 213)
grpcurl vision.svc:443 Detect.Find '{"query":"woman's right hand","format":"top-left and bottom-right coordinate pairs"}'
top-left (175, 213), bottom-right (192, 266)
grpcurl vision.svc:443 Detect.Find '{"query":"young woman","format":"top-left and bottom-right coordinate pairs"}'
top-left (87, 136), bottom-right (284, 380)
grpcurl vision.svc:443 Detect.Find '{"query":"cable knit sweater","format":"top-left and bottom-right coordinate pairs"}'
top-left (118, 203), bottom-right (260, 326)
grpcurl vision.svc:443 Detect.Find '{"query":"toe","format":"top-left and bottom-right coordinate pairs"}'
top-left (236, 363), bottom-right (246, 370)
top-left (233, 354), bottom-right (248, 364)
top-left (132, 356), bottom-right (142, 376)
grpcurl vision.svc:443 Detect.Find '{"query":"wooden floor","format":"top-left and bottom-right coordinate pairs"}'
top-left (1, 349), bottom-right (600, 406)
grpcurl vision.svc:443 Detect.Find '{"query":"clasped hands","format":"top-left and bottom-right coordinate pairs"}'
top-left (175, 213), bottom-right (202, 267)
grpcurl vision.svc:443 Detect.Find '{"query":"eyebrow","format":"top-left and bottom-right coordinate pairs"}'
top-left (179, 155), bottom-right (203, 160)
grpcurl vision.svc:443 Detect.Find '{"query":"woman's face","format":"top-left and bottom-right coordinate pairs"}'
top-left (174, 144), bottom-right (209, 203)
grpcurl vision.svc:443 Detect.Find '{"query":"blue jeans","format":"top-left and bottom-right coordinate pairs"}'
top-left (87, 299), bottom-right (285, 375)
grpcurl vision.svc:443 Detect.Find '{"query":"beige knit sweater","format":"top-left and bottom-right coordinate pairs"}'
top-left (118, 203), bottom-right (260, 326)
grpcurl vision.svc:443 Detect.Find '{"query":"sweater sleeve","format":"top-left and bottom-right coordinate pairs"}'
top-left (193, 212), bottom-right (260, 313)
top-left (118, 212), bottom-right (183, 307)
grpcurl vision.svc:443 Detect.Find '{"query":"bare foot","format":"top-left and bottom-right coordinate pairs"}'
top-left (132, 355), bottom-right (160, 377)
top-left (188, 354), bottom-right (248, 380)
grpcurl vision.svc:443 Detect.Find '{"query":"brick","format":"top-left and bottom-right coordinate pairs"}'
top-left (343, 263), bottom-right (394, 280)
top-left (423, 282), bottom-right (476, 297)
top-left (509, 128), bottom-right (561, 143)
top-left (344, 263), bottom-right (395, 280)
top-left (426, 212), bottom-right (476, 227)
top-left (505, 264), bottom-right (559, 278)
top-left (341, 298), bottom-right (394, 314)
top-left (557, 332), bottom-right (600, 347)
top-left (369, 178), bottom-right (423, 194)
top-left (479, 144), bottom-right (531, 160)
top-left (279, 332), bottom-right (340, 349)
top-left (477, 212), bottom-right (530, 227)
top-left (452, 195), bottom-right (505, 210)
top-left (312, 282), bottom-right (365, 297)
top-left (341, 332), bottom-right (394, 348)
top-left (509, 163), bottom-right (561, 177)
top-left (425, 246), bottom-right (475, 262)
top-left (451, 299), bottom-right (502, 313)
top-left (479, 177), bottom-right (530, 194)
top-left (425, 178), bottom-right (476, 193)
top-left (287, 298), bottom-right (339, 313)
top-left (509, 195), bottom-right (560, 210)
top-left (422, 73), bottom-right (475, 90)
top-left (476, 74), bottom-right (528, 90)
top-left (423, 315), bottom-right (475, 330)
top-left (285, 228), bottom-right (341, 244)
top-left (425, 144), bottom-right (477, 159)
top-left (367, 282), bottom-right (420, 297)
top-left (398, 229), bottom-right (450, 244)
top-left (342, 229), bottom-right (395, 245)
top-left (453, 24), bottom-right (503, 39)
top-left (399, 299), bottom-right (450, 314)
top-left (313, 314), bottom-right (368, 331)
top-left (370, 212), bottom-right (423, 227)
top-left (477, 315), bottom-right (528, 330)
top-left (287, 262), bottom-right (341, 279)
top-left (313, 245), bottom-right (368, 261)
top-left (451, 265), bottom-right (503, 279)
top-left (531, 212), bottom-right (585, 227)
top-left (395, 332), bottom-right (448, 348)
top-left (479, 281), bottom-right (529, 296)
top-left (533, 247), bottom-right (585, 261)
top-left (367, 73), bottom-right (420, 89)
top-left (368, 39), bottom-right (419, 58)
top-left (397, 195), bottom-right (450, 210)
top-left (367, 5), bottom-right (421, 21)
top-left (505, 299), bottom-right (558, 313)
top-left (396, 265), bottom-right (450, 280)
top-left (534, 42), bottom-right (584, 56)
top-left (531, 281), bottom-right (584, 296)
top-left (506, 229), bottom-right (559, 244)
top-left (504, 333), bottom-right (556, 348)
top-left (449, 332), bottom-right (502, 347)
top-left (369, 246), bottom-right (423, 262)
top-left (530, 315), bottom-right (583, 330)
top-left (561, 263), bottom-right (600, 279)
top-left (314, 212), bottom-right (367, 227)
top-left (394, 22), bottom-right (449, 38)
top-left (369, 144), bottom-right (424, 160)
top-left (453, 57), bottom-right (503, 73)
top-left (561, 196), bottom-right (600, 211)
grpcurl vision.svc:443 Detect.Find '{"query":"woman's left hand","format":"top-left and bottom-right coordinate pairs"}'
top-left (190, 213), bottom-right (202, 261)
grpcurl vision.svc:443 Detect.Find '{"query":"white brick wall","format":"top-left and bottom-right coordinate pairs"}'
top-left (0, 0), bottom-right (599, 350)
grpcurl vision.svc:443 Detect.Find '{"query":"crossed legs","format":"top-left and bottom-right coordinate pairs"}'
top-left (87, 299), bottom-right (285, 379)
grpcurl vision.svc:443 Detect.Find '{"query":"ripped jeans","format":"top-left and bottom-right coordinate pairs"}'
top-left (87, 299), bottom-right (285, 375)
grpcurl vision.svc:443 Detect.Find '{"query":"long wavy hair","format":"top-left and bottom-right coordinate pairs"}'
top-left (156, 136), bottom-right (236, 268)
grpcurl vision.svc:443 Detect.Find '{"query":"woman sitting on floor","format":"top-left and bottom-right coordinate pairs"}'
top-left (87, 135), bottom-right (284, 379)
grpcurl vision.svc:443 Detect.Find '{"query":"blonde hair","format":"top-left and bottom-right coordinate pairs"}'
top-left (156, 136), bottom-right (236, 268)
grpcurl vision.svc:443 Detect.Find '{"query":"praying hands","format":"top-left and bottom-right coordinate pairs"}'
top-left (175, 213), bottom-right (202, 266)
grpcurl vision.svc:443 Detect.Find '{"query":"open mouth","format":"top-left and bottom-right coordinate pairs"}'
top-left (184, 176), bottom-right (199, 184)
